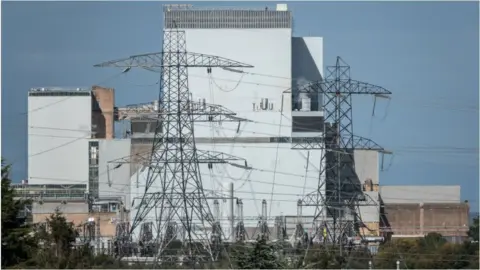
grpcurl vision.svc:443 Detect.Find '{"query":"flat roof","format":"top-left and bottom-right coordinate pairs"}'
top-left (380, 185), bottom-right (461, 204)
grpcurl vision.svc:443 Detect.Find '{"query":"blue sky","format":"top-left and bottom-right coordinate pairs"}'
top-left (1, 1), bottom-right (479, 211)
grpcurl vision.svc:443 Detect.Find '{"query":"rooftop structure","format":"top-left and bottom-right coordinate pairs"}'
top-left (380, 185), bottom-right (461, 204)
top-left (379, 185), bottom-right (469, 242)
top-left (28, 86), bottom-right (115, 188)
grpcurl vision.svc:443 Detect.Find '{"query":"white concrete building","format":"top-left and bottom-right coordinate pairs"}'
top-left (27, 87), bottom-right (130, 227)
top-left (28, 88), bottom-right (93, 186)
top-left (129, 4), bottom-right (328, 242)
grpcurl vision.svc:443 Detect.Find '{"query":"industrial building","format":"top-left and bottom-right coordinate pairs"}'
top-left (122, 4), bottom-right (389, 244)
top-left (23, 4), bottom-right (385, 245)
top-left (25, 86), bottom-right (131, 247)
top-left (128, 3), bottom-right (324, 241)
top-left (379, 185), bottom-right (470, 243)
top-left (19, 3), bottom-right (471, 256)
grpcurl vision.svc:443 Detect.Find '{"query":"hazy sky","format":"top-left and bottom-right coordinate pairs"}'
top-left (2, 1), bottom-right (479, 211)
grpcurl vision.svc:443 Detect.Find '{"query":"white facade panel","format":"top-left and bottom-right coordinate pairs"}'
top-left (98, 139), bottom-right (132, 206)
top-left (125, 17), bottom-right (329, 241)
top-left (32, 202), bottom-right (88, 214)
top-left (292, 37), bottom-right (324, 111)
top-left (28, 94), bottom-right (92, 185)
top-left (129, 143), bottom-right (325, 241)
top-left (184, 29), bottom-right (292, 138)
top-left (358, 191), bottom-right (380, 222)
top-left (380, 185), bottom-right (461, 204)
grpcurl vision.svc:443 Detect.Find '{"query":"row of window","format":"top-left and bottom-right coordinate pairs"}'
top-left (89, 142), bottom-right (99, 198)
top-left (130, 136), bottom-right (324, 144)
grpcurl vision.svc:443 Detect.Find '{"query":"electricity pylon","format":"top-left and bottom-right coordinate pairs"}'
top-left (94, 28), bottom-right (253, 265)
top-left (294, 57), bottom-right (392, 250)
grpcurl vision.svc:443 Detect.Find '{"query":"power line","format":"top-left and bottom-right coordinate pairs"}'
top-left (27, 123), bottom-right (480, 154)
top-left (27, 175), bottom-right (477, 204)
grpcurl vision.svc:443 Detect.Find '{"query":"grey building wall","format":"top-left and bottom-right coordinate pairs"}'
top-left (97, 139), bottom-right (132, 208)
top-left (28, 91), bottom-right (92, 186)
top-left (381, 202), bottom-right (469, 237)
top-left (32, 201), bottom-right (88, 215)
top-left (292, 37), bottom-right (324, 111)
top-left (380, 185), bottom-right (461, 204)
top-left (186, 27), bottom-right (293, 139)
top-left (358, 191), bottom-right (380, 222)
top-left (354, 150), bottom-right (379, 185)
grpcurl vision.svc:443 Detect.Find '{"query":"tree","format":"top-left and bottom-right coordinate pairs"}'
top-left (230, 236), bottom-right (286, 269)
top-left (468, 214), bottom-right (479, 242)
top-left (31, 209), bottom-right (126, 269)
top-left (1, 159), bottom-right (37, 268)
top-left (302, 244), bottom-right (339, 269)
top-left (31, 209), bottom-right (80, 268)
top-left (374, 232), bottom-right (480, 269)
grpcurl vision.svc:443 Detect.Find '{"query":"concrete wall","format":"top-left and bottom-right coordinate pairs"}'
top-left (354, 150), bottom-right (379, 185)
top-left (359, 191), bottom-right (380, 223)
top-left (124, 8), bottom-right (329, 242)
top-left (381, 203), bottom-right (470, 237)
top-left (33, 211), bottom-right (118, 238)
top-left (28, 93), bottom-right (92, 185)
top-left (185, 28), bottom-right (292, 138)
top-left (98, 139), bottom-right (132, 207)
top-left (380, 185), bottom-right (461, 204)
top-left (292, 37), bottom-right (324, 110)
top-left (32, 201), bottom-right (88, 215)
top-left (130, 139), bottom-right (153, 177)
top-left (129, 144), bottom-right (325, 241)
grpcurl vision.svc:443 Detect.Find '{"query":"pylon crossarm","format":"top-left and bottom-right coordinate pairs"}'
top-left (291, 137), bottom-right (324, 149)
top-left (94, 52), bottom-right (253, 72)
top-left (107, 152), bottom-right (151, 166)
top-left (297, 79), bottom-right (391, 96)
top-left (351, 135), bottom-right (384, 151)
top-left (106, 148), bottom-right (250, 167)
top-left (195, 150), bottom-right (250, 167)
top-left (290, 135), bottom-right (384, 151)
top-left (115, 101), bottom-right (253, 122)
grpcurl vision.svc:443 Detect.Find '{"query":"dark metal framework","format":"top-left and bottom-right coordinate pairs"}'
top-left (95, 29), bottom-right (252, 265)
top-left (294, 57), bottom-right (392, 249)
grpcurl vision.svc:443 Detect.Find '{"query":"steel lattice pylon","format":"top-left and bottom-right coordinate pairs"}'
top-left (296, 57), bottom-right (392, 251)
top-left (95, 29), bottom-right (253, 266)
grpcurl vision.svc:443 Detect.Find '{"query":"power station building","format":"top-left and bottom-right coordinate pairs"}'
top-left (20, 3), bottom-right (470, 249)
top-left (25, 86), bottom-right (131, 246)
top-left (126, 4), bottom-right (384, 242)
top-left (128, 4), bottom-right (324, 241)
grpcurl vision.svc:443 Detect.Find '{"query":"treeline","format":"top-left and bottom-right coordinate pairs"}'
top-left (2, 160), bottom-right (479, 269)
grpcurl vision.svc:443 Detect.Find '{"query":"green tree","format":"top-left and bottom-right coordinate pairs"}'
top-left (32, 209), bottom-right (80, 268)
top-left (375, 238), bottom-right (422, 269)
top-left (374, 233), bottom-right (480, 269)
top-left (31, 209), bottom-right (124, 269)
top-left (230, 236), bottom-right (286, 269)
top-left (302, 244), bottom-right (339, 269)
top-left (1, 159), bottom-right (37, 268)
top-left (468, 214), bottom-right (479, 242)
